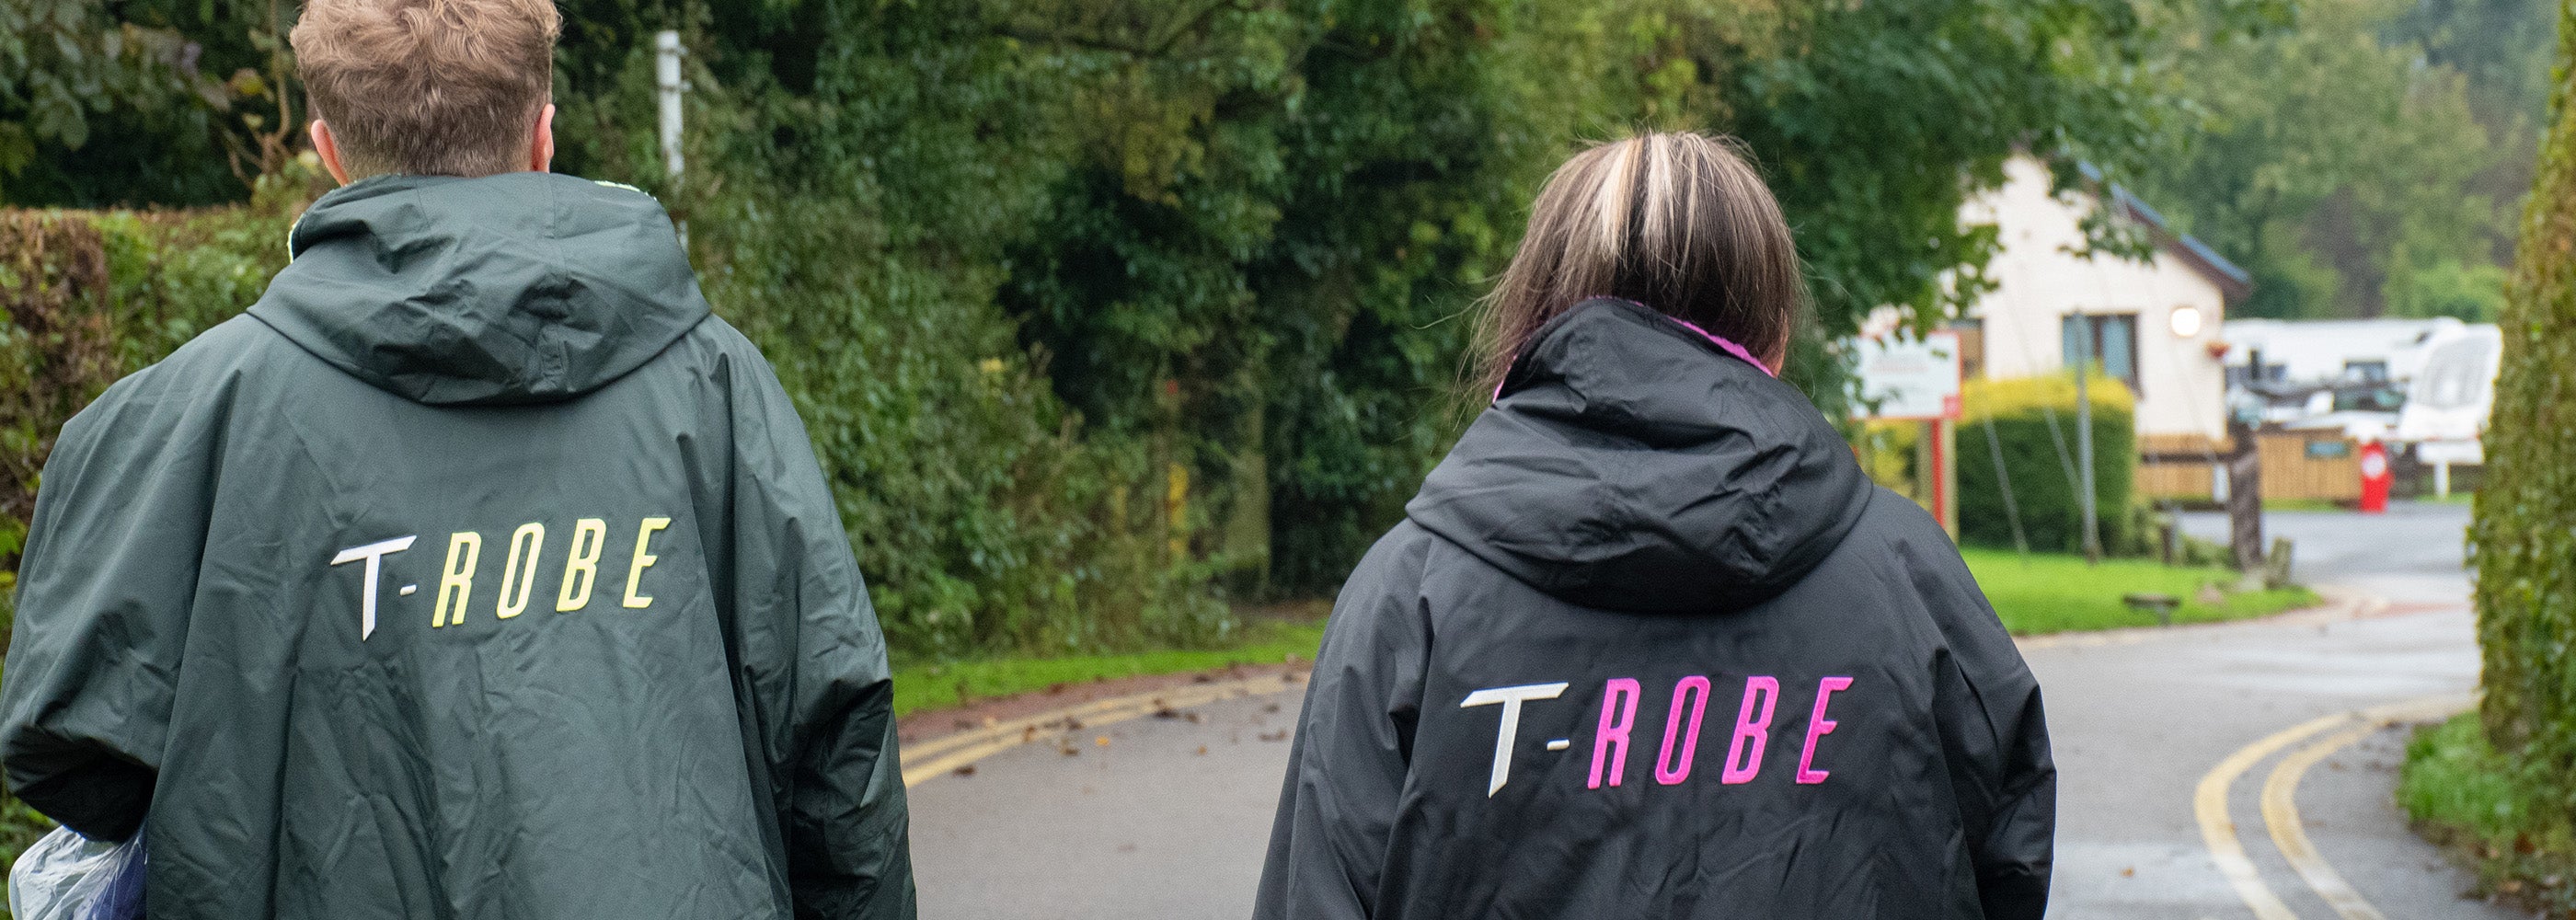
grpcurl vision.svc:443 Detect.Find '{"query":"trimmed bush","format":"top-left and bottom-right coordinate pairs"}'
top-left (1955, 373), bottom-right (2139, 555)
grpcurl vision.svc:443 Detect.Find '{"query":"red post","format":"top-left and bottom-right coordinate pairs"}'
top-left (1928, 418), bottom-right (1948, 531)
top-left (2358, 441), bottom-right (2392, 513)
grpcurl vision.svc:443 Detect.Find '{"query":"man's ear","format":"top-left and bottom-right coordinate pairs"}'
top-left (530, 103), bottom-right (556, 173)
top-left (310, 121), bottom-right (354, 186)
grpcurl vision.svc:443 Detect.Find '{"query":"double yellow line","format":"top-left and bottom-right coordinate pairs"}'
top-left (898, 673), bottom-right (1307, 788)
top-left (2193, 693), bottom-right (2477, 920)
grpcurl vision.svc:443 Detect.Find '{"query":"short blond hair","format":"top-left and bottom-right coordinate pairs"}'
top-left (292, 0), bottom-right (561, 178)
top-left (1475, 133), bottom-right (1806, 396)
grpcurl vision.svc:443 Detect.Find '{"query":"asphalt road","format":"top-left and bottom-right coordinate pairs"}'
top-left (908, 501), bottom-right (2518, 919)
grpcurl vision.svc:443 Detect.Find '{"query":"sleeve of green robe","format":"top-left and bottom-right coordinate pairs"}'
top-left (717, 344), bottom-right (917, 920)
top-left (0, 371), bottom-right (209, 842)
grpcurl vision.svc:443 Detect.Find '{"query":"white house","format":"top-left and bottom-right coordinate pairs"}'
top-left (1957, 156), bottom-right (2250, 444)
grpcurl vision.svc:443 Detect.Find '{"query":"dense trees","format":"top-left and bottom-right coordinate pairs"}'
top-left (0, 0), bottom-right (2471, 653)
top-left (2130, 0), bottom-right (2549, 320)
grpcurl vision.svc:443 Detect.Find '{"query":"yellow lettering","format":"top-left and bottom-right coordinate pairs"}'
top-left (623, 517), bottom-right (672, 609)
top-left (495, 523), bottom-right (546, 619)
top-left (433, 531), bottom-right (482, 628)
top-left (556, 518), bottom-right (607, 612)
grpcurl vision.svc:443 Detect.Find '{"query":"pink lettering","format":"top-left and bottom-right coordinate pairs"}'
top-left (1588, 678), bottom-right (1642, 788)
top-left (1653, 676), bottom-right (1712, 785)
top-left (1796, 676), bottom-right (1855, 784)
top-left (1720, 675), bottom-right (1780, 785)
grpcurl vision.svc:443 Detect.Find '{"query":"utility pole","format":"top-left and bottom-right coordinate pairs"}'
top-left (2227, 349), bottom-right (2267, 572)
top-left (657, 30), bottom-right (685, 186)
top-left (2072, 314), bottom-right (2101, 564)
top-left (656, 30), bottom-right (687, 245)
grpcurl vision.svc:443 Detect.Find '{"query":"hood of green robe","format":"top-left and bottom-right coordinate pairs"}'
top-left (249, 172), bottom-right (711, 406)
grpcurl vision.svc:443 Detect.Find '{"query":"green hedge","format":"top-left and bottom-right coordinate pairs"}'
top-left (1955, 373), bottom-right (2140, 555)
top-left (0, 199), bottom-right (292, 570)
top-left (2470, 0), bottom-right (2576, 858)
top-left (0, 181), bottom-right (1225, 661)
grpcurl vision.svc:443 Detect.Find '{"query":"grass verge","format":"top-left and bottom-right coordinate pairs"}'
top-left (894, 551), bottom-right (2318, 719)
top-left (2398, 713), bottom-right (2576, 913)
top-left (891, 616), bottom-right (1328, 718)
top-left (1961, 548), bottom-right (2318, 635)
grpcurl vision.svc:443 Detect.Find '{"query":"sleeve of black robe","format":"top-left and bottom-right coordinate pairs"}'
top-left (1902, 525), bottom-right (2057, 920)
top-left (1251, 525), bottom-right (1437, 920)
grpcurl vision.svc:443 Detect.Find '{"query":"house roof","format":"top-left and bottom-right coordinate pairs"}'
top-left (2076, 162), bottom-right (2255, 301)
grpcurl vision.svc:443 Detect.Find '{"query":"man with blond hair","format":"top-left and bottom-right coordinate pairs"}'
top-left (0, 1), bottom-right (914, 916)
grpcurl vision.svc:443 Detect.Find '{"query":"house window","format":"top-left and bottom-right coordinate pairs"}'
top-left (2062, 314), bottom-right (2140, 391)
top-left (1949, 318), bottom-right (1986, 379)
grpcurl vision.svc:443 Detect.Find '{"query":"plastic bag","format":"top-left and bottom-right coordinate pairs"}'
top-left (8, 824), bottom-right (144, 920)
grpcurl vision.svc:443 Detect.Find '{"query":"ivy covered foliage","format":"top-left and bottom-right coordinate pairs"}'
top-left (2470, 0), bottom-right (2576, 850)
top-left (3, 0), bottom-right (2270, 657)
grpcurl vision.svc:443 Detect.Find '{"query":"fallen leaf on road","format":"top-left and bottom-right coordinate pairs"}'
top-left (952, 765), bottom-right (976, 777)
top-left (2120, 867), bottom-right (2133, 878)
top-left (1259, 730), bottom-right (1289, 742)
top-left (1264, 703), bottom-right (1282, 714)
top-left (1184, 712), bottom-right (1203, 723)
top-left (1195, 746), bottom-right (1208, 755)
top-left (1096, 735), bottom-right (1110, 747)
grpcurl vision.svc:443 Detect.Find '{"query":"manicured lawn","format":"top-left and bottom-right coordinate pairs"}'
top-left (2398, 713), bottom-right (2574, 911)
top-left (1961, 548), bottom-right (2318, 635)
top-left (891, 618), bottom-right (1328, 717)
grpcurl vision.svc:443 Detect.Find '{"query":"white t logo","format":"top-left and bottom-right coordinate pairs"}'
top-left (330, 536), bottom-right (417, 640)
top-left (1461, 682), bottom-right (1570, 797)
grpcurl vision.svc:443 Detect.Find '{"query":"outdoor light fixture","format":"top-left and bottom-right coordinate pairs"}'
top-left (2169, 305), bottom-right (2204, 338)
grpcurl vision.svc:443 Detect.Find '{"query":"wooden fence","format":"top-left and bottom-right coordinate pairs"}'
top-left (2135, 430), bottom-right (2363, 502)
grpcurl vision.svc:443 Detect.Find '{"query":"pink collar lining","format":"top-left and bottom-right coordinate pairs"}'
top-left (1596, 297), bottom-right (1777, 378)
top-left (1664, 315), bottom-right (1778, 378)
top-left (1492, 299), bottom-right (1780, 401)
